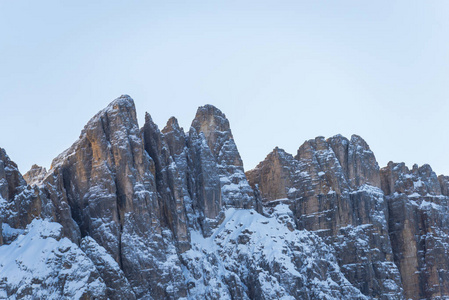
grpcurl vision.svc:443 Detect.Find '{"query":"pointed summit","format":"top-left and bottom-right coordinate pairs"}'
top-left (162, 116), bottom-right (186, 157)
top-left (109, 94), bottom-right (135, 109)
top-left (190, 104), bottom-right (232, 156)
top-left (23, 164), bottom-right (47, 187)
top-left (163, 116), bottom-right (181, 132)
top-left (246, 147), bottom-right (297, 202)
top-left (189, 104), bottom-right (255, 210)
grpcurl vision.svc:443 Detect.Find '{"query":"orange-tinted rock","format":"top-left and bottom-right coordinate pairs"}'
top-left (247, 135), bottom-right (403, 298)
top-left (40, 96), bottom-right (186, 298)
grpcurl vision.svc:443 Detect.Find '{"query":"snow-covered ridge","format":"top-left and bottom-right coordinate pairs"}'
top-left (0, 219), bottom-right (106, 299)
top-left (183, 205), bottom-right (366, 299)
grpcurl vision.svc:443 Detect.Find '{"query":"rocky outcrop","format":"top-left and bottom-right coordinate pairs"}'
top-left (143, 105), bottom-right (257, 237)
top-left (190, 105), bottom-right (255, 211)
top-left (142, 113), bottom-right (190, 252)
top-left (381, 162), bottom-right (449, 300)
top-left (23, 164), bottom-right (47, 187)
top-left (1, 97), bottom-right (267, 299)
top-left (80, 236), bottom-right (136, 299)
top-left (161, 117), bottom-right (197, 233)
top-left (247, 135), bottom-right (403, 299)
top-left (246, 147), bottom-right (296, 202)
top-left (248, 134), bottom-right (449, 300)
top-left (0, 148), bottom-right (54, 234)
top-left (39, 96), bottom-right (187, 298)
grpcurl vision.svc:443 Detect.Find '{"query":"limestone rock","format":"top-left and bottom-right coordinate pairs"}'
top-left (5, 96), bottom-right (449, 299)
top-left (190, 105), bottom-right (255, 210)
top-left (161, 117), bottom-right (199, 232)
top-left (142, 113), bottom-right (190, 252)
top-left (40, 95), bottom-right (187, 298)
top-left (247, 135), bottom-right (403, 299)
top-left (23, 164), bottom-right (47, 187)
top-left (80, 236), bottom-right (136, 299)
top-left (186, 127), bottom-right (223, 233)
top-left (381, 162), bottom-right (449, 300)
top-left (246, 147), bottom-right (296, 202)
top-left (0, 148), bottom-right (55, 234)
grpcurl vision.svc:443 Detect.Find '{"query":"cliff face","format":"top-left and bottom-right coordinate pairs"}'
top-left (2, 96), bottom-right (449, 299)
top-left (0, 148), bottom-right (54, 236)
top-left (247, 135), bottom-right (403, 299)
top-left (381, 162), bottom-right (449, 300)
top-left (0, 149), bottom-right (110, 298)
top-left (38, 96), bottom-right (184, 299)
top-left (247, 135), bottom-right (449, 300)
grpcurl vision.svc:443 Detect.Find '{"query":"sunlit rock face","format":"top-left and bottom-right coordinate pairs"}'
top-left (36, 96), bottom-right (188, 299)
top-left (3, 95), bottom-right (449, 299)
top-left (23, 164), bottom-right (47, 187)
top-left (0, 97), bottom-right (263, 299)
top-left (247, 135), bottom-right (403, 299)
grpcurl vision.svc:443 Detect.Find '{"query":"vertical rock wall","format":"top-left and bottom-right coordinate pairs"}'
top-left (381, 162), bottom-right (449, 299)
top-left (247, 135), bottom-right (403, 299)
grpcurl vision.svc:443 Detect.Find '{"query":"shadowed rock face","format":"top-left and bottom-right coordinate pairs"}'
top-left (247, 135), bottom-right (403, 299)
top-left (190, 105), bottom-right (255, 211)
top-left (381, 162), bottom-right (449, 300)
top-left (142, 113), bottom-right (190, 252)
top-left (0, 148), bottom-right (56, 239)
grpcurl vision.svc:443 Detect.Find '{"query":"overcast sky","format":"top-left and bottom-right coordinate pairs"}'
top-left (1, 1), bottom-right (449, 176)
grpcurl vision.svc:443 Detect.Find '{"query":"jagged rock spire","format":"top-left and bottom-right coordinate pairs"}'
top-left (190, 104), bottom-right (255, 211)
top-left (23, 164), bottom-right (47, 187)
top-left (41, 95), bottom-right (186, 298)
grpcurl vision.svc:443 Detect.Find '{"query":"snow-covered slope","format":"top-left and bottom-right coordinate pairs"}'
top-left (183, 205), bottom-right (366, 299)
top-left (0, 219), bottom-right (106, 299)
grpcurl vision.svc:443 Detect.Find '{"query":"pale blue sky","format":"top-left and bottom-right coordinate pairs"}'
top-left (1, 1), bottom-right (449, 176)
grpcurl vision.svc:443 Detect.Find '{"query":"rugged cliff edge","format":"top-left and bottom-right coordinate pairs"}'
top-left (247, 135), bottom-right (449, 300)
top-left (1, 96), bottom-right (449, 299)
top-left (247, 135), bottom-right (403, 299)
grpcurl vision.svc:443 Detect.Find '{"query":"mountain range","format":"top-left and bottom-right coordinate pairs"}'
top-left (1, 95), bottom-right (448, 299)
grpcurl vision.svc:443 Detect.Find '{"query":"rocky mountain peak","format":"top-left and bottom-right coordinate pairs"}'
top-left (246, 147), bottom-right (297, 202)
top-left (110, 94), bottom-right (135, 109)
top-left (0, 148), bottom-right (55, 244)
top-left (0, 148), bottom-right (27, 202)
top-left (188, 104), bottom-right (254, 211)
top-left (23, 164), bottom-right (47, 187)
top-left (163, 116), bottom-right (181, 131)
top-left (347, 134), bottom-right (381, 188)
top-left (190, 104), bottom-right (233, 158)
top-left (161, 117), bottom-right (186, 158)
top-left (248, 134), bottom-right (404, 297)
top-left (380, 161), bottom-right (441, 196)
